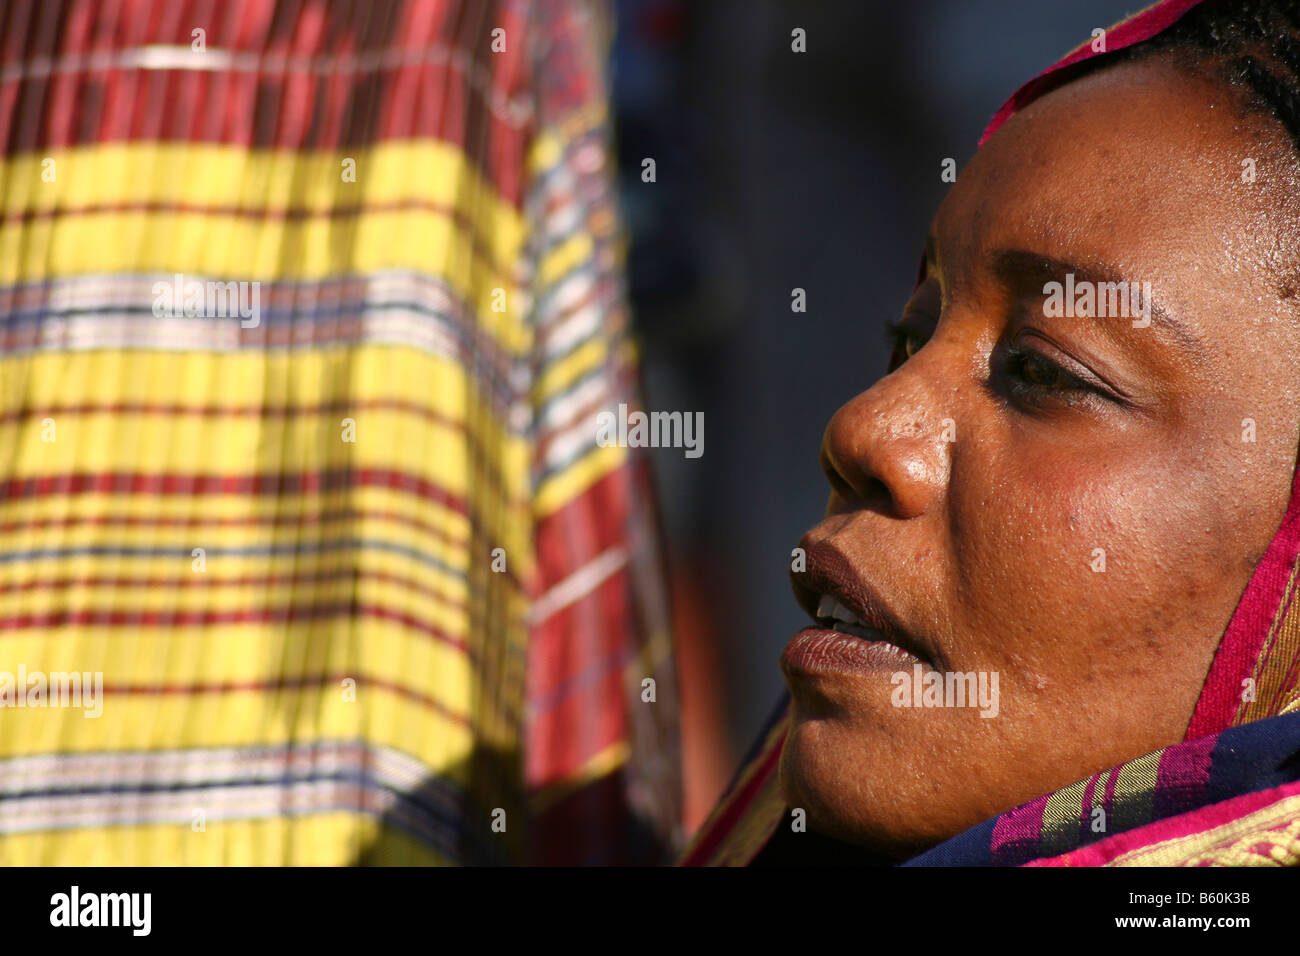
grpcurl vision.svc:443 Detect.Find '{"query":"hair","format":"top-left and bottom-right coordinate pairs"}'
top-left (1117, 0), bottom-right (1300, 155)
top-left (1102, 0), bottom-right (1300, 301)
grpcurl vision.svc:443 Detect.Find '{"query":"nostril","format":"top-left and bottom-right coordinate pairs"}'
top-left (862, 476), bottom-right (891, 507)
top-left (820, 437), bottom-right (895, 509)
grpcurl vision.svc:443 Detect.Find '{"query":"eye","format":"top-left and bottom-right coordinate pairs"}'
top-left (885, 319), bottom-right (929, 372)
top-left (886, 316), bottom-right (1112, 412)
top-left (1000, 344), bottom-right (1097, 407)
top-left (1010, 347), bottom-right (1071, 388)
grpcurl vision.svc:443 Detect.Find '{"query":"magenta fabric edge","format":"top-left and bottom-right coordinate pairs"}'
top-left (976, 0), bottom-right (1206, 147)
top-left (990, 792), bottom-right (1052, 864)
top-left (1187, 460), bottom-right (1300, 740)
top-left (1077, 773), bottom-right (1101, 844)
top-left (1022, 778), bottom-right (1300, 867)
top-left (1101, 765), bottom-right (1121, 811)
top-left (1152, 733), bottom-right (1216, 818)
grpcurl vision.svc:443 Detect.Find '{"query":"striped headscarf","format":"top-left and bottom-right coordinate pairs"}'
top-left (681, 0), bottom-right (1300, 867)
top-left (0, 0), bottom-right (681, 865)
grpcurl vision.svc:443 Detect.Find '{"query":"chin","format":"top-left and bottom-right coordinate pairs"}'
top-left (777, 708), bottom-right (932, 861)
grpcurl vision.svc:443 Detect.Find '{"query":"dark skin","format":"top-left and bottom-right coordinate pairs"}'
top-left (779, 56), bottom-right (1300, 861)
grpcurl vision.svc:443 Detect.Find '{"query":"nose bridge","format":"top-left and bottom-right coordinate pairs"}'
top-left (824, 354), bottom-right (953, 518)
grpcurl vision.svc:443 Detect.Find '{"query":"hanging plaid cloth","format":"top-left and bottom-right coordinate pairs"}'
top-left (0, 0), bottom-right (681, 865)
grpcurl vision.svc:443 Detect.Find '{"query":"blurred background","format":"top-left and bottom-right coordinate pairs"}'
top-left (606, 0), bottom-right (1137, 831)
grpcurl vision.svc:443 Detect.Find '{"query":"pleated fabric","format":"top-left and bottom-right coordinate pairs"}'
top-left (0, 0), bottom-right (681, 865)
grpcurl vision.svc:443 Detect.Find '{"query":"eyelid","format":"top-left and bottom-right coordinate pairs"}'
top-left (1006, 343), bottom-right (1090, 391)
top-left (892, 292), bottom-right (940, 334)
top-left (884, 311), bottom-right (936, 359)
top-left (1014, 329), bottom-right (1125, 400)
top-left (890, 311), bottom-right (935, 335)
top-left (910, 274), bottom-right (942, 309)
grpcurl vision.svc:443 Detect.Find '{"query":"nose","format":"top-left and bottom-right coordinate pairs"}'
top-left (819, 364), bottom-right (952, 520)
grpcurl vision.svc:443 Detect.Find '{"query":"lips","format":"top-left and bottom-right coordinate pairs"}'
top-left (788, 539), bottom-right (936, 668)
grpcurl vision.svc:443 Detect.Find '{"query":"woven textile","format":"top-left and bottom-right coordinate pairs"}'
top-left (0, 0), bottom-right (681, 865)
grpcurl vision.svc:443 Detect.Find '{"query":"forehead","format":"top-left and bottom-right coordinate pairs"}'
top-left (932, 57), bottom-right (1296, 322)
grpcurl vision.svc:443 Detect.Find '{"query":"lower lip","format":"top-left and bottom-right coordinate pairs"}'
top-left (780, 626), bottom-right (922, 678)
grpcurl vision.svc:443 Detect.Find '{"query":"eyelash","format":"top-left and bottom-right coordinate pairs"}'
top-left (883, 319), bottom-right (918, 371)
top-left (884, 320), bottom-right (1097, 407)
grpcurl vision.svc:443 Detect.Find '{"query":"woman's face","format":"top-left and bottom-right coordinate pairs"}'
top-left (779, 57), bottom-right (1300, 860)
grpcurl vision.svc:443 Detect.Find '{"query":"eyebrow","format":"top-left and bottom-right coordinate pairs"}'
top-left (990, 248), bottom-right (1205, 359)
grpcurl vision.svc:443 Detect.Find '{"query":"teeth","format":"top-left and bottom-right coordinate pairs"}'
top-left (815, 591), bottom-right (915, 657)
top-left (816, 594), bottom-right (868, 628)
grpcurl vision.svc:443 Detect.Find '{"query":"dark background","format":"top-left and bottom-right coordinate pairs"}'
top-left (607, 0), bottom-right (1136, 826)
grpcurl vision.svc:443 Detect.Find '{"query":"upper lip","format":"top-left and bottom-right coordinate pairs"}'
top-left (790, 538), bottom-right (937, 667)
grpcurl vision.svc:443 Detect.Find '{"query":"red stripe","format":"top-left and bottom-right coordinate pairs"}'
top-left (0, 404), bottom-right (522, 506)
top-left (533, 466), bottom-right (632, 591)
top-left (525, 576), bottom-right (630, 784)
top-left (1079, 773), bottom-right (1100, 842)
top-left (0, 468), bottom-right (534, 588)
top-left (525, 666), bottom-right (627, 786)
top-left (0, 276), bottom-right (482, 310)
top-left (528, 563), bottom-right (630, 693)
top-left (525, 462), bottom-right (668, 783)
top-left (2, 399), bottom-right (460, 427)
top-left (0, 507), bottom-right (464, 546)
top-left (678, 731), bottom-right (784, 867)
top-left (1188, 458), bottom-right (1300, 738)
top-left (97, 672), bottom-right (473, 728)
top-left (0, 0), bottom-right (535, 203)
top-left (0, 469), bottom-right (467, 511)
top-left (0, 567), bottom-right (465, 611)
top-left (0, 601), bottom-right (472, 655)
top-left (1026, 779), bottom-right (1300, 867)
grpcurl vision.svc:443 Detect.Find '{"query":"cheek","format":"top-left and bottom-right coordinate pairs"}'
top-left (951, 441), bottom-right (1233, 685)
